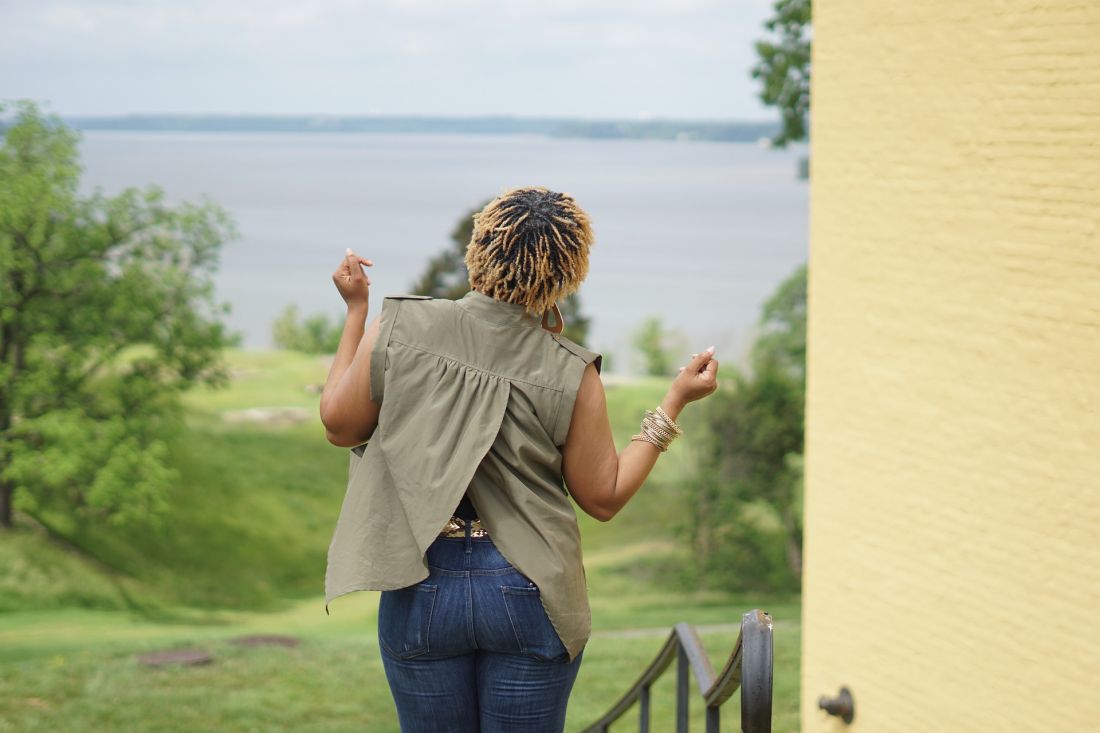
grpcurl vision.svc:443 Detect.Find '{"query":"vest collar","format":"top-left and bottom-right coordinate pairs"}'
top-left (457, 289), bottom-right (542, 328)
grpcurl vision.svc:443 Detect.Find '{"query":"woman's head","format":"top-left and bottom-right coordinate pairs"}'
top-left (465, 186), bottom-right (593, 317)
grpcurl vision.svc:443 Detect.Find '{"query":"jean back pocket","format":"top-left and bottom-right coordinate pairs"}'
top-left (378, 584), bottom-right (438, 659)
top-left (501, 584), bottom-right (568, 661)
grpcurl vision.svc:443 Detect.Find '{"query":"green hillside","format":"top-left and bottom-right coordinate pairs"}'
top-left (0, 348), bottom-right (704, 615)
top-left (0, 349), bottom-right (801, 731)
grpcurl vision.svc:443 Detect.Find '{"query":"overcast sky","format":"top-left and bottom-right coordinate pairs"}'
top-left (1, 0), bottom-right (778, 119)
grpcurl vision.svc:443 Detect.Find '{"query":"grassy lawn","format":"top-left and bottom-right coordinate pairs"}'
top-left (0, 595), bottom-right (800, 733)
top-left (0, 348), bottom-right (801, 732)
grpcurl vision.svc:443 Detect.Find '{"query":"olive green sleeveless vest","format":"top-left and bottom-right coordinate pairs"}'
top-left (323, 289), bottom-right (602, 661)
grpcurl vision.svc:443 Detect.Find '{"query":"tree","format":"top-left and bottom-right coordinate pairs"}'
top-left (411, 202), bottom-right (593, 346)
top-left (686, 263), bottom-right (807, 591)
top-left (751, 262), bottom-right (806, 384)
top-left (751, 0), bottom-right (812, 147)
top-left (272, 303), bottom-right (342, 354)
top-left (0, 100), bottom-right (239, 531)
top-left (630, 316), bottom-right (686, 377)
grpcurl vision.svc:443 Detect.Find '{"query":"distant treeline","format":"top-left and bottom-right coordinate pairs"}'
top-left (61, 114), bottom-right (779, 142)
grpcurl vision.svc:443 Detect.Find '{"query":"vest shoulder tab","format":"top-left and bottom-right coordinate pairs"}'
top-left (551, 333), bottom-right (603, 373)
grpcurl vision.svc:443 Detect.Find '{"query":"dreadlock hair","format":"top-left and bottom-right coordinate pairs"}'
top-left (464, 186), bottom-right (593, 318)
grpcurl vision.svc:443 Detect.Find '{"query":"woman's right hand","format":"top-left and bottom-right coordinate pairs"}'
top-left (668, 347), bottom-right (719, 407)
top-left (332, 247), bottom-right (373, 310)
top-left (562, 346), bottom-right (719, 522)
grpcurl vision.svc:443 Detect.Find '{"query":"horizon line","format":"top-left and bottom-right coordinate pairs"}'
top-left (62, 111), bottom-right (777, 125)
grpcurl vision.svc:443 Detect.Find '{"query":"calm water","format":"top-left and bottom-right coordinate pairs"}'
top-left (78, 132), bottom-right (808, 373)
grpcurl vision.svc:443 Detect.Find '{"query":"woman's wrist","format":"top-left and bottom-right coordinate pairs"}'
top-left (346, 302), bottom-right (369, 321)
top-left (659, 391), bottom-right (687, 422)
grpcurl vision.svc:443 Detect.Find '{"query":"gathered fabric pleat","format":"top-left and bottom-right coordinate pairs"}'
top-left (324, 342), bottom-right (510, 607)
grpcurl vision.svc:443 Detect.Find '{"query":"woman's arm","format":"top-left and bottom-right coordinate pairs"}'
top-left (318, 248), bottom-right (382, 447)
top-left (319, 308), bottom-right (382, 447)
top-left (561, 348), bottom-right (719, 521)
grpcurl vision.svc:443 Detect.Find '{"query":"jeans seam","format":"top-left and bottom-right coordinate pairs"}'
top-left (501, 587), bottom-right (527, 654)
top-left (465, 573), bottom-right (476, 648)
top-left (424, 587), bottom-right (437, 657)
top-left (428, 566), bottom-right (521, 577)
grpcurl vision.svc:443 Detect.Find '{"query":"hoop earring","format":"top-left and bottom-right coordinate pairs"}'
top-left (542, 303), bottom-right (564, 334)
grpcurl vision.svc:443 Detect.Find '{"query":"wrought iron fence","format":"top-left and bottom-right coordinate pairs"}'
top-left (580, 609), bottom-right (773, 733)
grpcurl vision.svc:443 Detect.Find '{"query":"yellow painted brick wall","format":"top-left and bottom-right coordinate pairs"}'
top-left (803, 2), bottom-right (1100, 731)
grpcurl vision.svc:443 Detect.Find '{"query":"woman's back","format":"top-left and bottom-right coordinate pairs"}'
top-left (325, 288), bottom-right (601, 661)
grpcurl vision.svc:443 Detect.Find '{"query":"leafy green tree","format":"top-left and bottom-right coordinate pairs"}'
top-left (751, 0), bottom-right (812, 147)
top-left (630, 315), bottom-right (686, 377)
top-left (751, 263), bottom-right (806, 383)
top-left (687, 263), bottom-right (807, 590)
top-left (409, 208), bottom-right (474, 302)
top-left (0, 100), bottom-right (238, 531)
top-left (272, 304), bottom-right (342, 354)
top-left (411, 202), bottom-right (593, 346)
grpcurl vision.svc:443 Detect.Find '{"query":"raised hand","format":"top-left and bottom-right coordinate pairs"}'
top-left (669, 346), bottom-right (719, 405)
top-left (332, 247), bottom-right (373, 309)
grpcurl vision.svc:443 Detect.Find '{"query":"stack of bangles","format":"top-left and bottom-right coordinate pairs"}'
top-left (630, 405), bottom-right (684, 452)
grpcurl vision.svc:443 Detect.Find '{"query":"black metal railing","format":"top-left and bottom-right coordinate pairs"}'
top-left (580, 609), bottom-right (773, 733)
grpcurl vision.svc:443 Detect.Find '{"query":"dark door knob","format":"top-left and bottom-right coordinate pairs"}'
top-left (818, 686), bottom-right (854, 724)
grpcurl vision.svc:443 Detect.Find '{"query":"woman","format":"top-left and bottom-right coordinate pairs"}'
top-left (319, 187), bottom-right (719, 733)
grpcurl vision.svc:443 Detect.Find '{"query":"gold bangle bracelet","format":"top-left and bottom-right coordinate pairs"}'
top-left (630, 406), bottom-right (684, 453)
top-left (655, 405), bottom-right (684, 435)
top-left (630, 433), bottom-right (669, 452)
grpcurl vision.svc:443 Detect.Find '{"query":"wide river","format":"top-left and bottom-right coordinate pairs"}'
top-left (78, 132), bottom-right (808, 373)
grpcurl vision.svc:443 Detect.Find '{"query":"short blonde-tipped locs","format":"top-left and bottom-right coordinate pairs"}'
top-left (464, 186), bottom-right (593, 318)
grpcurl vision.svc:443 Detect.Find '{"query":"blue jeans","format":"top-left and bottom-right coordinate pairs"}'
top-left (377, 529), bottom-right (584, 733)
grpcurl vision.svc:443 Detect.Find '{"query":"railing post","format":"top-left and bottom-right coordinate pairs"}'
top-left (741, 611), bottom-right (774, 733)
top-left (639, 684), bottom-right (650, 733)
top-left (677, 645), bottom-right (689, 733)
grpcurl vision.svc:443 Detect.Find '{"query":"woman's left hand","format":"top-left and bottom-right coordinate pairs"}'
top-left (332, 247), bottom-right (373, 309)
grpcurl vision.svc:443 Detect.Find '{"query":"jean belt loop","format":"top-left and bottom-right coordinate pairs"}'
top-left (464, 518), bottom-right (472, 555)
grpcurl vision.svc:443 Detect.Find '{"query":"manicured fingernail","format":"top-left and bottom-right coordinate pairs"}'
top-left (706, 346), bottom-right (715, 354)
top-left (691, 353), bottom-right (697, 358)
top-left (345, 247), bottom-right (353, 255)
top-left (679, 366), bottom-right (686, 371)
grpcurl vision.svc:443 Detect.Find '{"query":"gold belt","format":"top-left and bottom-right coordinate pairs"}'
top-left (439, 516), bottom-right (489, 538)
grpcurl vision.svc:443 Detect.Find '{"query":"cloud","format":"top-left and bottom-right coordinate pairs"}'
top-left (0, 0), bottom-right (779, 118)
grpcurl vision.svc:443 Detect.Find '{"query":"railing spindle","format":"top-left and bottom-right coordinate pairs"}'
top-left (705, 705), bottom-right (720, 733)
top-left (676, 646), bottom-right (690, 733)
